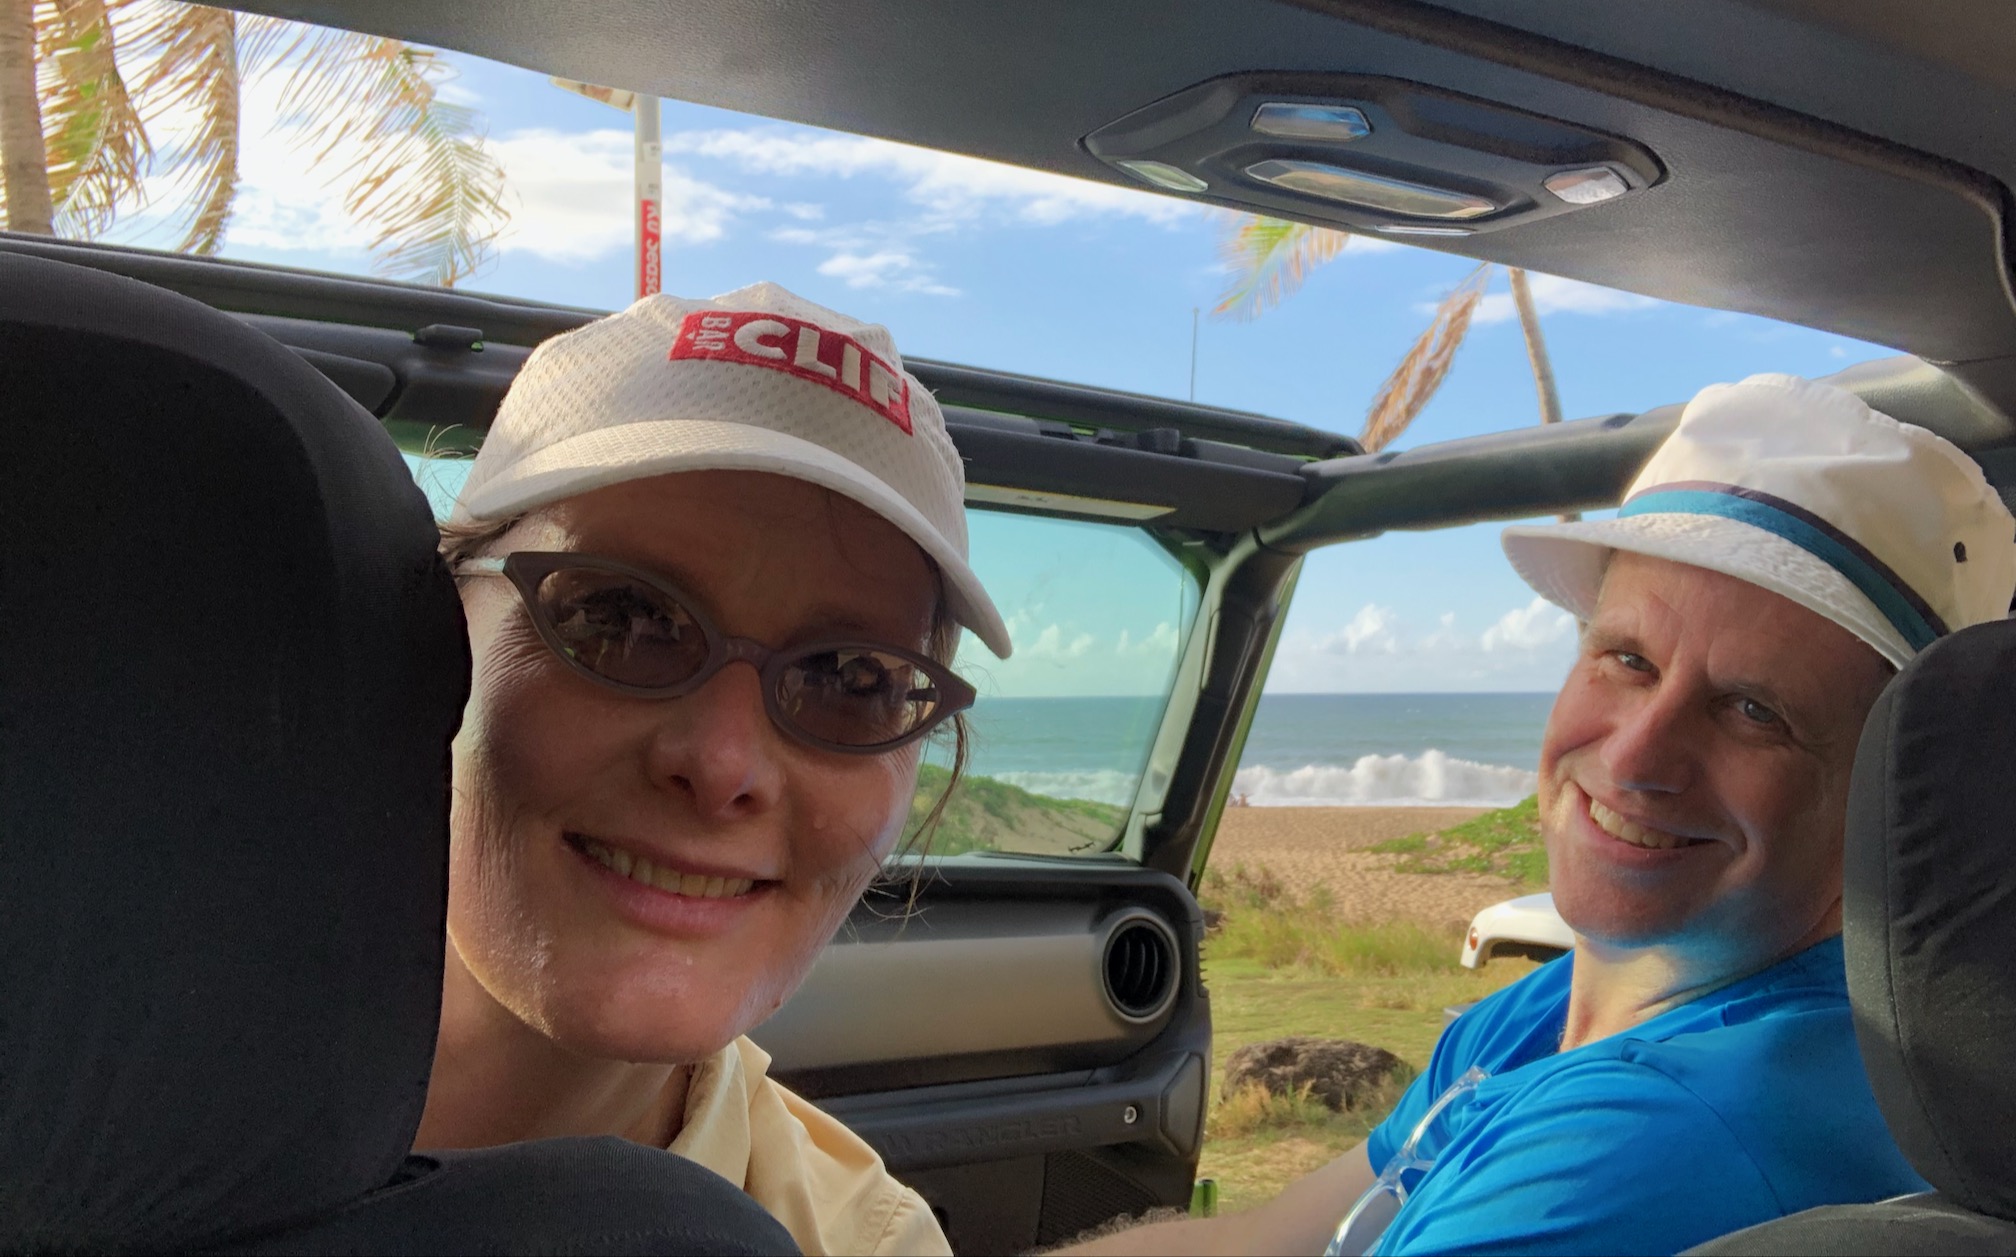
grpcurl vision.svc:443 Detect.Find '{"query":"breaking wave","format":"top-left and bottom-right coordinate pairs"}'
top-left (980, 750), bottom-right (1534, 809)
top-left (990, 769), bottom-right (1140, 807)
top-left (1231, 750), bottom-right (1536, 807)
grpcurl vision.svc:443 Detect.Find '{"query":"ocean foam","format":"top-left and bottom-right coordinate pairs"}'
top-left (980, 750), bottom-right (1535, 809)
top-left (1231, 749), bottom-right (1536, 807)
top-left (990, 769), bottom-right (1140, 807)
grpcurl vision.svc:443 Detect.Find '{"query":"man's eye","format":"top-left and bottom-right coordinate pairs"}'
top-left (1736, 697), bottom-right (1782, 726)
top-left (1615, 651), bottom-right (1654, 673)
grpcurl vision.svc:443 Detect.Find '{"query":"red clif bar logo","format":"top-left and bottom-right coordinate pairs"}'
top-left (670, 310), bottom-right (913, 434)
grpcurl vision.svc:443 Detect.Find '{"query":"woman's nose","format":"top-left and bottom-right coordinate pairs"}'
top-left (643, 662), bottom-right (786, 820)
top-left (1600, 685), bottom-right (1697, 795)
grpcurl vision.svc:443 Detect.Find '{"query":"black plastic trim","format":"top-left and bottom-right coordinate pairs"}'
top-left (0, 233), bottom-right (1355, 460)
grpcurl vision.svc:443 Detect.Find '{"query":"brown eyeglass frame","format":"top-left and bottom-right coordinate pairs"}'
top-left (458, 551), bottom-right (976, 755)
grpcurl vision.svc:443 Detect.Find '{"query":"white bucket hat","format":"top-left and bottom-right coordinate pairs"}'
top-left (1502, 373), bottom-right (2016, 667)
top-left (453, 281), bottom-right (1011, 657)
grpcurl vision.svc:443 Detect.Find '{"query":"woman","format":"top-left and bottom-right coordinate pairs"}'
top-left (413, 283), bottom-right (1012, 1256)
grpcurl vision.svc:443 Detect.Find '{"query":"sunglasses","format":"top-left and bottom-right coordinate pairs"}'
top-left (458, 551), bottom-right (974, 754)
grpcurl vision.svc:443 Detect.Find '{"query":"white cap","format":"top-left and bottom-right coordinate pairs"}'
top-left (453, 282), bottom-right (1011, 657)
top-left (1502, 373), bottom-right (2016, 668)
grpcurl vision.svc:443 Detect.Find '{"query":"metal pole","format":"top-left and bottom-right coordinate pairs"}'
top-left (634, 94), bottom-right (663, 298)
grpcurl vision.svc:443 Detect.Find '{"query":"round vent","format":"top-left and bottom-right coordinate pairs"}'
top-left (1102, 914), bottom-right (1180, 1023)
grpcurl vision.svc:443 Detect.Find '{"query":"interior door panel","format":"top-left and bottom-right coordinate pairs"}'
top-left (751, 862), bottom-right (1209, 1252)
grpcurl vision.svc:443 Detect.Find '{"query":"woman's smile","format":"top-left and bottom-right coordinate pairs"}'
top-left (563, 829), bottom-right (777, 937)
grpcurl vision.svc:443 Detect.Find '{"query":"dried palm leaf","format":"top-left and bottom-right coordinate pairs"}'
top-left (126, 0), bottom-right (237, 254)
top-left (1213, 214), bottom-right (1351, 320)
top-left (37, 0), bottom-right (150, 238)
top-left (245, 19), bottom-right (506, 286)
top-left (1359, 263), bottom-right (1491, 453)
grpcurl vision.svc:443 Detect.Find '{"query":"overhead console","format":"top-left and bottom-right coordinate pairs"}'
top-left (1087, 72), bottom-right (1663, 241)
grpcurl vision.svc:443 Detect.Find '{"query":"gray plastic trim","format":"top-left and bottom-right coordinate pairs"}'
top-left (752, 903), bottom-right (1180, 1074)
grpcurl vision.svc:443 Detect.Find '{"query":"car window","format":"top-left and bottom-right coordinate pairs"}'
top-left (408, 454), bottom-right (1197, 856)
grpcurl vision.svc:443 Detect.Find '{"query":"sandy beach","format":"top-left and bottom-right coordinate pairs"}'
top-left (1207, 805), bottom-right (1529, 931)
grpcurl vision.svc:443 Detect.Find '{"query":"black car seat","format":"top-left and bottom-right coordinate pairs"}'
top-left (1690, 618), bottom-right (2016, 1255)
top-left (0, 253), bottom-right (796, 1255)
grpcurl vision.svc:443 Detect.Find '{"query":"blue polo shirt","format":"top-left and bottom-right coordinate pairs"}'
top-left (1356, 937), bottom-right (1926, 1256)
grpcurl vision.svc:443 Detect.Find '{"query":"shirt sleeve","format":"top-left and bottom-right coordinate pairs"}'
top-left (1366, 997), bottom-right (1496, 1173)
top-left (1375, 1059), bottom-right (1782, 1257)
top-left (869, 1182), bottom-right (953, 1257)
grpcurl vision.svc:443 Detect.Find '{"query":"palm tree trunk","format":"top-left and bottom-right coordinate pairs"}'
top-left (1507, 267), bottom-right (1580, 521)
top-left (0, 0), bottom-right (54, 234)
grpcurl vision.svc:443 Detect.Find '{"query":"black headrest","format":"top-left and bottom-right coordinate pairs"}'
top-left (1846, 617), bottom-right (2016, 1222)
top-left (0, 252), bottom-right (470, 1248)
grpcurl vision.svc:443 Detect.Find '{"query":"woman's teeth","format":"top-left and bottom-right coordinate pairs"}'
top-left (578, 838), bottom-right (755, 899)
top-left (1588, 799), bottom-right (1697, 851)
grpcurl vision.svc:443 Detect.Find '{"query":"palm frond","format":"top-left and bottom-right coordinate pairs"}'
top-left (247, 21), bottom-right (507, 286)
top-left (1212, 214), bottom-right (1351, 320)
top-left (1358, 264), bottom-right (1491, 453)
top-left (126, 0), bottom-right (237, 254)
top-left (37, 0), bottom-right (150, 238)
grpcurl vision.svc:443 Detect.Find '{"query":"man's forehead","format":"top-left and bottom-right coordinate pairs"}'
top-left (1589, 552), bottom-right (1886, 705)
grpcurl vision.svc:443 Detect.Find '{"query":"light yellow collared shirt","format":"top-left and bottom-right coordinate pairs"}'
top-left (671, 1036), bottom-right (951, 1257)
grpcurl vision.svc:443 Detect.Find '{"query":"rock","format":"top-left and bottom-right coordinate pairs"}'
top-left (1222, 1036), bottom-right (1405, 1112)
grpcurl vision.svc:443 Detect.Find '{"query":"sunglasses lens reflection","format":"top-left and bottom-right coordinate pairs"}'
top-left (535, 568), bottom-right (709, 689)
top-left (777, 648), bottom-right (939, 748)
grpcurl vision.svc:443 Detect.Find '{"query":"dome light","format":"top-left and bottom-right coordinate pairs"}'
top-left (1245, 159), bottom-right (1498, 220)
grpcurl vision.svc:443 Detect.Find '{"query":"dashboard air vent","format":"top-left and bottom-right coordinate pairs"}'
top-left (1103, 915), bottom-right (1179, 1023)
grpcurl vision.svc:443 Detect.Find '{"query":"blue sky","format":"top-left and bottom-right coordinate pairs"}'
top-left (114, 34), bottom-right (1895, 696)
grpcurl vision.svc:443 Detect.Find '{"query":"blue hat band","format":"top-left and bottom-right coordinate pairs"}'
top-left (1619, 481), bottom-right (1945, 652)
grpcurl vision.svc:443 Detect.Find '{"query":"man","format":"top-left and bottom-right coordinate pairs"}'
top-left (1071, 374), bottom-right (2016, 1256)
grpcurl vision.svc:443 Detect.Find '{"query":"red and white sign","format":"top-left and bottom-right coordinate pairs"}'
top-left (637, 199), bottom-right (662, 297)
top-left (669, 311), bottom-right (913, 434)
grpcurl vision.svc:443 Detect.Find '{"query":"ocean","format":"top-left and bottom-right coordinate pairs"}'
top-left (963, 692), bottom-right (1555, 809)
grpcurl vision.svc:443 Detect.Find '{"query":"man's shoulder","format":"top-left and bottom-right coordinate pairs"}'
top-left (1435, 954), bottom-right (1573, 1066)
top-left (1510, 989), bottom-right (1923, 1211)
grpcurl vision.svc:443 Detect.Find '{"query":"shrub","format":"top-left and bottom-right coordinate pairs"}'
top-left (1209, 1064), bottom-right (1418, 1139)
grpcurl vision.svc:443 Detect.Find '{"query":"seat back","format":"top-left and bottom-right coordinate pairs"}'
top-left (1690, 617), bottom-right (2016, 1254)
top-left (0, 254), bottom-right (794, 1255)
top-left (1842, 618), bottom-right (2016, 1219)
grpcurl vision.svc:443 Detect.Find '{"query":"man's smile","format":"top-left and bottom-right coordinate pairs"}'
top-left (1586, 797), bottom-right (1712, 852)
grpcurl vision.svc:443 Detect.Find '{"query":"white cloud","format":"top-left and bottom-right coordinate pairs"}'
top-left (433, 77), bottom-right (485, 108)
top-left (664, 128), bottom-right (1193, 229)
top-left (1472, 272), bottom-right (1661, 325)
top-left (1418, 611), bottom-right (1467, 654)
top-left (491, 128), bottom-right (771, 263)
top-left (664, 126), bottom-right (1202, 295)
top-left (1481, 597), bottom-right (1576, 652)
top-left (816, 247), bottom-right (959, 296)
top-left (1322, 604), bottom-right (1400, 655)
top-left (1018, 622), bottom-right (1097, 662)
top-left (1116, 622), bottom-right (1180, 656)
top-left (117, 73), bottom-right (772, 268)
top-left (134, 74), bottom-right (377, 255)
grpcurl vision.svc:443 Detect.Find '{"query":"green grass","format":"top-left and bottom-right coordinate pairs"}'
top-left (904, 764), bottom-right (1125, 857)
top-left (1370, 794), bottom-right (1549, 888)
top-left (1194, 872), bottom-right (1540, 1214)
top-left (1205, 870), bottom-right (1455, 978)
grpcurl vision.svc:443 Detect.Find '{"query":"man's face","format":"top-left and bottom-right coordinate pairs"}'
top-left (1538, 551), bottom-right (1893, 968)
